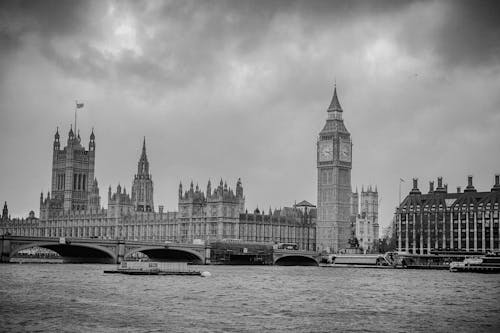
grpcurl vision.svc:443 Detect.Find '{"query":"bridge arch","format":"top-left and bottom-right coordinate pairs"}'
top-left (274, 254), bottom-right (319, 266)
top-left (124, 246), bottom-right (204, 264)
top-left (11, 242), bottom-right (117, 264)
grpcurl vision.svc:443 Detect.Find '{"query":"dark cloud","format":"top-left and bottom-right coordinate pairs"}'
top-left (435, 1), bottom-right (500, 67)
top-left (0, 0), bottom-right (91, 39)
top-left (1, 0), bottom-right (499, 229)
top-left (392, 0), bottom-right (500, 69)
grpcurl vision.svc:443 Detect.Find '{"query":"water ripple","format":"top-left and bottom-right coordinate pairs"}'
top-left (1, 264), bottom-right (499, 332)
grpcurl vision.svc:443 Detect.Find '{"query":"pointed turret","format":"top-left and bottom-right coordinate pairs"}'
top-left (179, 182), bottom-right (183, 198)
top-left (2, 201), bottom-right (8, 221)
top-left (327, 85), bottom-right (343, 113)
top-left (68, 125), bottom-right (74, 142)
top-left (53, 127), bottom-right (60, 150)
top-left (89, 128), bottom-right (95, 151)
top-left (236, 178), bottom-right (243, 198)
top-left (137, 137), bottom-right (149, 175)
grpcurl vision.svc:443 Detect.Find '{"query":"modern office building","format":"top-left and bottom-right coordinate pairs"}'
top-left (395, 176), bottom-right (500, 254)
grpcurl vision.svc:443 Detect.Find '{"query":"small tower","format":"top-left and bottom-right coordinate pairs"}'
top-left (46, 125), bottom-right (98, 213)
top-left (53, 127), bottom-right (60, 151)
top-left (2, 201), bottom-right (8, 221)
top-left (351, 187), bottom-right (359, 216)
top-left (131, 137), bottom-right (154, 212)
top-left (236, 178), bottom-right (243, 198)
top-left (207, 179), bottom-right (212, 198)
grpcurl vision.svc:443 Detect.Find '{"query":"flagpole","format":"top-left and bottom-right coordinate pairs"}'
top-left (74, 100), bottom-right (78, 135)
top-left (399, 178), bottom-right (405, 206)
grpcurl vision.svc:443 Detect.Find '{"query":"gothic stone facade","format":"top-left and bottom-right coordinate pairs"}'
top-left (351, 186), bottom-right (380, 252)
top-left (2, 127), bottom-right (316, 251)
top-left (395, 176), bottom-right (500, 254)
top-left (317, 87), bottom-right (352, 253)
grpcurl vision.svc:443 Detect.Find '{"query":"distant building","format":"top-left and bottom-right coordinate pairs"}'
top-left (0, 209), bottom-right (38, 236)
top-left (395, 175), bottom-right (500, 254)
top-left (177, 180), bottom-right (316, 250)
top-left (351, 186), bottom-right (379, 252)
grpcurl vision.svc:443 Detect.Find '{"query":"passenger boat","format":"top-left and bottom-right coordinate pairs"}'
top-left (104, 261), bottom-right (210, 276)
top-left (321, 254), bottom-right (391, 268)
top-left (449, 254), bottom-right (500, 273)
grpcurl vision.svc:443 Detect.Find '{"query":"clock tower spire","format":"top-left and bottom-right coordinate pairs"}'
top-left (316, 85), bottom-right (352, 253)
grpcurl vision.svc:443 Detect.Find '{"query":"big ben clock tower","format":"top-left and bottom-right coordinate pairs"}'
top-left (317, 85), bottom-right (352, 253)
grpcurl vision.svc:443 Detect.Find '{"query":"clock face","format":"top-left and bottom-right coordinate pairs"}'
top-left (319, 141), bottom-right (333, 162)
top-left (339, 141), bottom-right (351, 162)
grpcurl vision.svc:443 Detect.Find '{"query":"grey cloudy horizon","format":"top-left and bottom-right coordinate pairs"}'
top-left (1, 0), bottom-right (500, 230)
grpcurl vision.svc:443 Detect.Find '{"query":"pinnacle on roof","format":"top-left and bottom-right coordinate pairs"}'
top-left (327, 85), bottom-right (343, 113)
top-left (140, 136), bottom-right (147, 160)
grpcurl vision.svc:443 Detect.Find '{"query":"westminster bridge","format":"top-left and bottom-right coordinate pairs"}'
top-left (0, 235), bottom-right (320, 265)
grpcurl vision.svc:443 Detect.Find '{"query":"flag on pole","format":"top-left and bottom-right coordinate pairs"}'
top-left (76, 102), bottom-right (84, 108)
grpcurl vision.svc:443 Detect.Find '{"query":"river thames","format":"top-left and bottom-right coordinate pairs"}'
top-left (1, 264), bottom-right (499, 332)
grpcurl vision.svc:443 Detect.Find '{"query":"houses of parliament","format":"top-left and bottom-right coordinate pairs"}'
top-left (1, 86), bottom-right (380, 253)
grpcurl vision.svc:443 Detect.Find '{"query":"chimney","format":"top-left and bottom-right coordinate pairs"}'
top-left (410, 178), bottom-right (421, 195)
top-left (492, 174), bottom-right (500, 192)
top-left (444, 184), bottom-right (448, 193)
top-left (464, 175), bottom-right (477, 192)
top-left (435, 177), bottom-right (446, 193)
top-left (429, 181), bottom-right (434, 193)
top-left (457, 186), bottom-right (461, 193)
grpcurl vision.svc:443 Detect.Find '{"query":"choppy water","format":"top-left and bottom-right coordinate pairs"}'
top-left (1, 264), bottom-right (499, 332)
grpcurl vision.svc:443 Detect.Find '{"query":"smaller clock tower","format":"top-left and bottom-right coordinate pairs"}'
top-left (317, 85), bottom-right (352, 253)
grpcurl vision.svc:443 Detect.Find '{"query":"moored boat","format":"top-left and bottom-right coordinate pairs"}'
top-left (104, 261), bottom-right (208, 276)
top-left (321, 254), bottom-right (391, 268)
top-left (449, 254), bottom-right (500, 273)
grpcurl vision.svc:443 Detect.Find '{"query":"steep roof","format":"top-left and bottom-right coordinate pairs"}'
top-left (327, 86), bottom-right (343, 112)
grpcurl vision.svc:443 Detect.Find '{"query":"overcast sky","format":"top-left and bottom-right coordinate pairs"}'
top-left (1, 0), bottom-right (499, 230)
